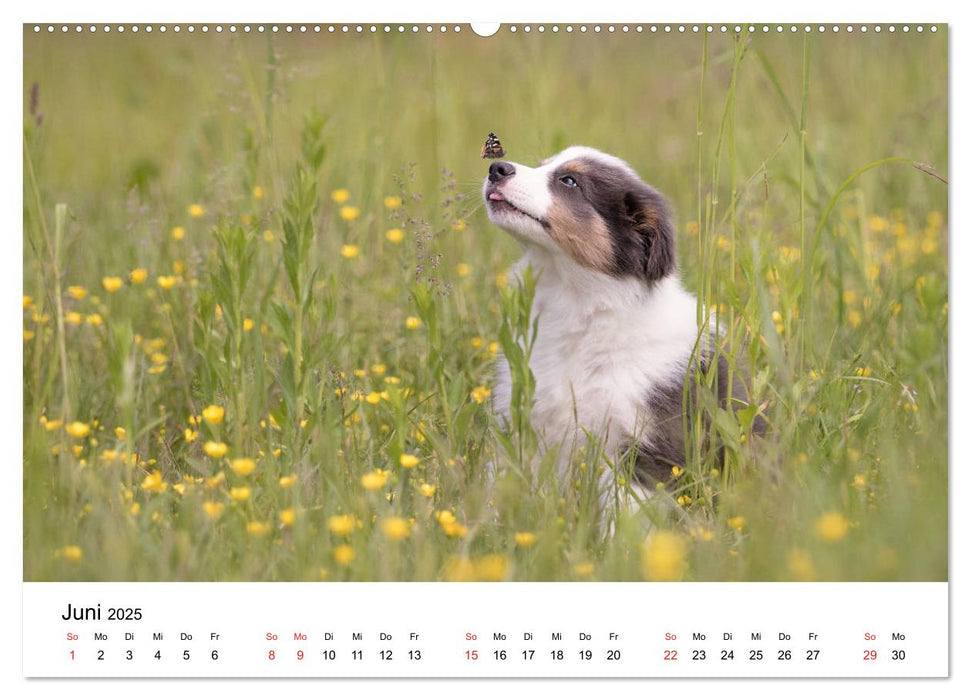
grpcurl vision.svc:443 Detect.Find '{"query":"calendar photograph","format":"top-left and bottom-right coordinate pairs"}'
top-left (22, 23), bottom-right (948, 587)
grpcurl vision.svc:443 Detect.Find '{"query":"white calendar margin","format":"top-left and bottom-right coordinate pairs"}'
top-left (23, 582), bottom-right (948, 678)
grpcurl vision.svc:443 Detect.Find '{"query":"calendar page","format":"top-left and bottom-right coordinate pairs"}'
top-left (18, 2), bottom-right (953, 691)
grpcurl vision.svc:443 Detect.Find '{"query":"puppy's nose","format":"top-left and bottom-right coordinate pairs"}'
top-left (488, 161), bottom-right (516, 183)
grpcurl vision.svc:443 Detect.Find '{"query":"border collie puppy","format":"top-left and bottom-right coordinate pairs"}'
top-left (483, 146), bottom-right (746, 494)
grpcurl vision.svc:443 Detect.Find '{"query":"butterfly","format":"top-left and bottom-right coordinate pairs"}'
top-left (481, 132), bottom-right (505, 159)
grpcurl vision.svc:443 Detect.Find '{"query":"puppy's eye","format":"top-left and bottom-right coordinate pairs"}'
top-left (559, 175), bottom-right (579, 187)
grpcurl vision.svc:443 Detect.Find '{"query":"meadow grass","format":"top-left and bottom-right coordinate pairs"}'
top-left (23, 28), bottom-right (947, 582)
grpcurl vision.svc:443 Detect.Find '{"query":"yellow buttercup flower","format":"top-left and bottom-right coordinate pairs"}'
top-left (67, 286), bottom-right (88, 300)
top-left (171, 226), bottom-right (186, 240)
top-left (188, 204), bottom-right (205, 219)
top-left (333, 544), bottom-right (355, 565)
top-left (85, 314), bottom-right (104, 326)
top-left (243, 318), bottom-right (255, 331)
top-left (640, 531), bottom-right (687, 581)
top-left (246, 520), bottom-right (269, 536)
top-left (786, 548), bottom-right (816, 581)
top-left (44, 419), bottom-right (64, 432)
top-left (455, 263), bottom-right (472, 277)
top-left (262, 230), bottom-right (275, 242)
top-left (451, 219), bottom-right (467, 232)
top-left (405, 316), bottom-right (422, 330)
top-left (203, 441), bottom-right (228, 459)
top-left (253, 185), bottom-right (264, 200)
top-left (203, 501), bottom-right (225, 520)
top-left (102, 276), bottom-right (124, 293)
top-left (385, 228), bottom-right (404, 244)
top-left (380, 517), bottom-right (411, 541)
top-left (65, 311), bottom-right (83, 326)
top-left (279, 474), bottom-right (297, 488)
top-left (327, 514), bottom-right (357, 536)
top-left (184, 428), bottom-right (197, 442)
top-left (727, 516), bottom-right (746, 532)
top-left (331, 188), bottom-right (351, 204)
top-left (279, 509), bottom-right (296, 528)
top-left (815, 511), bottom-right (850, 542)
top-left (230, 486), bottom-right (251, 502)
top-left (129, 268), bottom-right (148, 285)
top-left (156, 276), bottom-right (177, 290)
top-left (419, 483), bottom-right (436, 498)
top-left (365, 392), bottom-right (382, 405)
top-left (514, 532), bottom-right (537, 547)
top-left (65, 422), bottom-right (90, 439)
top-left (399, 454), bottom-right (420, 469)
top-left (58, 545), bottom-right (83, 563)
top-left (230, 458), bottom-right (256, 477)
top-left (360, 470), bottom-right (389, 491)
top-left (341, 244), bottom-right (360, 259)
top-left (202, 405), bottom-right (225, 425)
top-left (205, 471), bottom-right (226, 489)
top-left (23, 295), bottom-right (34, 309)
top-left (339, 205), bottom-right (360, 221)
top-left (140, 470), bottom-right (168, 494)
top-left (573, 562), bottom-right (595, 577)
top-left (384, 195), bottom-right (402, 209)
top-left (470, 386), bottom-right (491, 404)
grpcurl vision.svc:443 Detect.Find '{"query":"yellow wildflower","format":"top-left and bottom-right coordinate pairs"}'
top-left (360, 470), bottom-right (389, 491)
top-left (156, 276), bottom-right (177, 290)
top-left (786, 548), bottom-right (816, 581)
top-left (205, 471), bottom-right (226, 489)
top-left (230, 458), bottom-right (256, 477)
top-left (451, 219), bottom-right (467, 232)
top-left (727, 516), bottom-right (746, 532)
top-left (140, 470), bottom-right (168, 493)
top-left (44, 419), bottom-right (64, 432)
top-left (419, 483), bottom-right (436, 498)
top-left (405, 316), bottom-right (422, 330)
top-left (203, 441), bottom-right (228, 459)
top-left (470, 386), bottom-right (491, 404)
top-left (279, 474), bottom-right (297, 488)
top-left (331, 188), bottom-right (351, 204)
top-left (574, 562), bottom-right (595, 577)
top-left (456, 263), bottom-right (472, 277)
top-left (474, 554), bottom-right (508, 581)
top-left (279, 509), bottom-right (296, 528)
top-left (339, 205), bottom-right (360, 221)
top-left (340, 244), bottom-right (360, 259)
top-left (246, 520), bottom-right (270, 536)
top-left (514, 532), bottom-right (537, 547)
top-left (333, 544), bottom-right (355, 565)
top-left (58, 545), bottom-right (83, 563)
top-left (184, 428), bottom-right (197, 442)
top-left (384, 195), bottom-right (402, 209)
top-left (252, 185), bottom-right (264, 199)
top-left (380, 517), bottom-right (411, 541)
top-left (85, 314), bottom-right (104, 326)
top-left (327, 514), bottom-right (357, 536)
top-left (65, 422), bottom-right (90, 439)
top-left (399, 454), bottom-right (420, 469)
top-left (262, 230), bottom-right (275, 242)
top-left (188, 204), bottom-right (205, 219)
top-left (102, 276), bottom-right (124, 293)
top-left (23, 295), bottom-right (33, 308)
top-left (243, 318), bottom-right (255, 331)
top-left (203, 501), bottom-right (225, 520)
top-left (815, 511), bottom-right (850, 542)
top-left (201, 405), bottom-right (225, 425)
top-left (67, 286), bottom-right (87, 300)
top-left (230, 486), bottom-right (251, 502)
top-left (385, 228), bottom-right (404, 244)
top-left (640, 531), bottom-right (687, 581)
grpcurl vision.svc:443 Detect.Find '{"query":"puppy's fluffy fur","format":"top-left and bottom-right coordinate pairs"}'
top-left (483, 146), bottom-right (750, 491)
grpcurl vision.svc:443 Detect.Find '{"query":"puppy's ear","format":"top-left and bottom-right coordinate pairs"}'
top-left (623, 187), bottom-right (677, 282)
